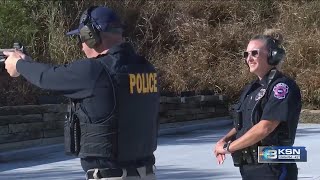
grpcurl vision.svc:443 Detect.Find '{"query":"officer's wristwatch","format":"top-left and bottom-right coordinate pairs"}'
top-left (223, 141), bottom-right (231, 153)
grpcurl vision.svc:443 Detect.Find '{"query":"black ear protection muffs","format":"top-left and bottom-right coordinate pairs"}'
top-left (267, 39), bottom-right (286, 66)
top-left (79, 6), bottom-right (102, 48)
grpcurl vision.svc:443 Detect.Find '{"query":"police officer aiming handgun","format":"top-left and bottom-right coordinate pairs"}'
top-left (214, 29), bottom-right (301, 180)
top-left (4, 6), bottom-right (159, 180)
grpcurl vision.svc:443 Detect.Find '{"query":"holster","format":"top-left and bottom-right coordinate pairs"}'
top-left (231, 150), bottom-right (242, 167)
top-left (64, 104), bottom-right (81, 156)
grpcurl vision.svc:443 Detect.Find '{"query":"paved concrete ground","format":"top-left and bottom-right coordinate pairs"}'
top-left (0, 120), bottom-right (319, 180)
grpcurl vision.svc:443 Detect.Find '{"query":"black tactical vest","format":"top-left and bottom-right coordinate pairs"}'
top-left (78, 43), bottom-right (160, 163)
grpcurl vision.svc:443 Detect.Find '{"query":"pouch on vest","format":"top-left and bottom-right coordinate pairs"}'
top-left (64, 108), bottom-right (81, 156)
top-left (234, 109), bottom-right (243, 130)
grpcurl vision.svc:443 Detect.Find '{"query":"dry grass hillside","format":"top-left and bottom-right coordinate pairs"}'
top-left (0, 0), bottom-right (319, 109)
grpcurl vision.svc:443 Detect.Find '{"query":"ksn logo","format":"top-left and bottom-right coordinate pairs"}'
top-left (258, 146), bottom-right (307, 163)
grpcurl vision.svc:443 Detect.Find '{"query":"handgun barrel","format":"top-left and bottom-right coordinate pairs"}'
top-left (0, 49), bottom-right (18, 52)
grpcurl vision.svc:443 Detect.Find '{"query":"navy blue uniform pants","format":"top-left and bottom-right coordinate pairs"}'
top-left (239, 163), bottom-right (297, 180)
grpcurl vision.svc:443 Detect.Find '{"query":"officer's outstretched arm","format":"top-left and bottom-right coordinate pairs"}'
top-left (16, 59), bottom-right (103, 96)
top-left (228, 120), bottom-right (280, 153)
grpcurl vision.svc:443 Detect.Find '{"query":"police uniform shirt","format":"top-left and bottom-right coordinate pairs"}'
top-left (236, 70), bottom-right (302, 145)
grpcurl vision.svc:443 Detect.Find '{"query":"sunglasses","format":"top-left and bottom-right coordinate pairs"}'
top-left (243, 49), bottom-right (260, 59)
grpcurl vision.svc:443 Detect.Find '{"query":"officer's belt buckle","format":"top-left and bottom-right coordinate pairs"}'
top-left (86, 168), bottom-right (126, 179)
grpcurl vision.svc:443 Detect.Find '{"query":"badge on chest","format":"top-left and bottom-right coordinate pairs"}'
top-left (255, 88), bottom-right (266, 101)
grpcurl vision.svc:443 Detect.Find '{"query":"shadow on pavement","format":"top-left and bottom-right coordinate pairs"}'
top-left (156, 166), bottom-right (240, 180)
top-left (0, 169), bottom-right (83, 180)
top-left (0, 125), bottom-right (233, 173)
top-left (158, 126), bottom-right (232, 146)
top-left (0, 151), bottom-right (76, 172)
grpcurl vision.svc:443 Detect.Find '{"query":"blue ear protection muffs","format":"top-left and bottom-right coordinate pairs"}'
top-left (79, 6), bottom-right (102, 48)
top-left (267, 39), bottom-right (286, 66)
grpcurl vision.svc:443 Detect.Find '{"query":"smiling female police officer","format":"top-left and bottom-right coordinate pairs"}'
top-left (214, 29), bottom-right (302, 180)
top-left (4, 6), bottom-right (159, 180)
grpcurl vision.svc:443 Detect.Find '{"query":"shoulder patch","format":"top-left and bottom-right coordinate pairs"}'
top-left (273, 83), bottom-right (289, 99)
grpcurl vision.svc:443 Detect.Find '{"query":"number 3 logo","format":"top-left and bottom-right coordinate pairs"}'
top-left (267, 150), bottom-right (277, 159)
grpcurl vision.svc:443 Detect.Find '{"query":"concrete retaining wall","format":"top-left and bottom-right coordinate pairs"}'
top-left (299, 109), bottom-right (320, 123)
top-left (0, 95), bottom-right (229, 152)
top-left (0, 104), bottom-right (68, 152)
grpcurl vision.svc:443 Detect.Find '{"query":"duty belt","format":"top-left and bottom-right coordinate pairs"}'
top-left (231, 146), bottom-right (258, 167)
top-left (241, 148), bottom-right (258, 164)
top-left (86, 165), bottom-right (154, 179)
